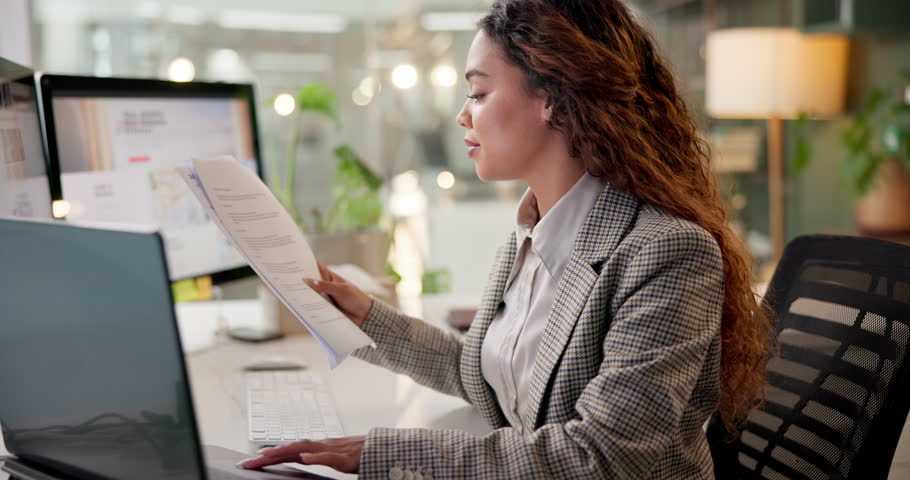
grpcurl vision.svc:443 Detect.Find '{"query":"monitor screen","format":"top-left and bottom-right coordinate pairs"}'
top-left (0, 59), bottom-right (52, 219)
top-left (0, 218), bottom-right (204, 480)
top-left (37, 75), bottom-right (263, 281)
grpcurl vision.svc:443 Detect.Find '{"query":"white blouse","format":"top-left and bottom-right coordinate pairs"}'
top-left (480, 172), bottom-right (607, 434)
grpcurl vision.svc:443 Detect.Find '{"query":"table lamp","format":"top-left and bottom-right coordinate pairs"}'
top-left (706, 28), bottom-right (848, 261)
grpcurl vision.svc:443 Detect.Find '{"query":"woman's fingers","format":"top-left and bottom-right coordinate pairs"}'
top-left (317, 262), bottom-right (344, 283)
top-left (316, 262), bottom-right (334, 282)
top-left (237, 451), bottom-right (297, 469)
top-left (304, 278), bottom-right (351, 300)
top-left (239, 437), bottom-right (364, 472)
top-left (317, 262), bottom-right (328, 281)
top-left (263, 439), bottom-right (328, 457)
top-left (299, 452), bottom-right (357, 473)
top-left (238, 440), bottom-right (327, 469)
top-left (303, 275), bottom-right (371, 327)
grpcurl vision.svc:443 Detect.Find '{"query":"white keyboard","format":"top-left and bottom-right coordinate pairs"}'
top-left (245, 371), bottom-right (344, 446)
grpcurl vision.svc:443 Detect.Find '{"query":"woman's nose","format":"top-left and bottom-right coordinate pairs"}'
top-left (455, 102), bottom-right (471, 128)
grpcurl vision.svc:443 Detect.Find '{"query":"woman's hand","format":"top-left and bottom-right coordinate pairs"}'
top-left (304, 262), bottom-right (373, 328)
top-left (238, 435), bottom-right (365, 473)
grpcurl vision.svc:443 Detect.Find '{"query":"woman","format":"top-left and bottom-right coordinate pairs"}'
top-left (240, 0), bottom-right (773, 477)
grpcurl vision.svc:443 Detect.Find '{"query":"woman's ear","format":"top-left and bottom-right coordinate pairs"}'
top-left (539, 93), bottom-right (553, 123)
top-left (543, 102), bottom-right (553, 122)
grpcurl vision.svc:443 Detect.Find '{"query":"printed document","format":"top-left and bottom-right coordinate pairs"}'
top-left (177, 156), bottom-right (375, 367)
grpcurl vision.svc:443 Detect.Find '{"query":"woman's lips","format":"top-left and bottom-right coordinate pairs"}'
top-left (464, 138), bottom-right (480, 157)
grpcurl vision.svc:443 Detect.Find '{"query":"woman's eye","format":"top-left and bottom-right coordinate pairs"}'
top-left (466, 93), bottom-right (484, 102)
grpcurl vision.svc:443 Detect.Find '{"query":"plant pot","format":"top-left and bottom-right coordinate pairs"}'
top-left (307, 230), bottom-right (390, 277)
top-left (854, 159), bottom-right (910, 235)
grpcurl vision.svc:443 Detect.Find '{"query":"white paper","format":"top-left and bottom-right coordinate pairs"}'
top-left (177, 156), bottom-right (375, 367)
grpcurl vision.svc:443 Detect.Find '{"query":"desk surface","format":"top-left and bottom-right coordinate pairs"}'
top-left (184, 333), bottom-right (491, 478)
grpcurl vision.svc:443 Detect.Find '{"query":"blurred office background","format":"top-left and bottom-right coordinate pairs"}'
top-left (2, 0), bottom-right (910, 306)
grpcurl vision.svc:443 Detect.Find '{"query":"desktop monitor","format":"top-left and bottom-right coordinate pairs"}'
top-left (0, 58), bottom-right (52, 218)
top-left (36, 74), bottom-right (264, 281)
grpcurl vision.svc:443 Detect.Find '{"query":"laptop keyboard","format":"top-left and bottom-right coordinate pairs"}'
top-left (245, 371), bottom-right (344, 446)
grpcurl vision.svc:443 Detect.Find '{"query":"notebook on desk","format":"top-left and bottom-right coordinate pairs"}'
top-left (0, 217), bottom-right (338, 480)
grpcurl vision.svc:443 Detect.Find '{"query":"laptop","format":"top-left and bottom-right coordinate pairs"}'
top-left (0, 218), bottom-right (332, 480)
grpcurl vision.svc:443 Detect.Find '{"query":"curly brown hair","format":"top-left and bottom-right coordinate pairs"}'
top-left (479, 0), bottom-right (775, 430)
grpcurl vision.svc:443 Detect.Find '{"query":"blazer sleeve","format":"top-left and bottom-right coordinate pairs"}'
top-left (356, 225), bottom-right (725, 479)
top-left (352, 299), bottom-right (470, 402)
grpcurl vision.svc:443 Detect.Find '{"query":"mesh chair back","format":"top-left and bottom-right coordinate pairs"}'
top-left (709, 235), bottom-right (910, 480)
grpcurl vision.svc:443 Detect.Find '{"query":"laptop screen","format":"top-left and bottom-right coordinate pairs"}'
top-left (0, 218), bottom-right (205, 479)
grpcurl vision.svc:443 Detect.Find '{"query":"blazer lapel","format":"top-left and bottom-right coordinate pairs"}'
top-left (525, 183), bottom-right (641, 430)
top-left (461, 232), bottom-right (516, 428)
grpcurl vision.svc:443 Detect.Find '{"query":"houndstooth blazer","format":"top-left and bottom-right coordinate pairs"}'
top-left (352, 182), bottom-right (724, 479)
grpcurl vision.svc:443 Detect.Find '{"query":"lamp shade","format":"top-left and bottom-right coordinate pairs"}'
top-left (706, 28), bottom-right (848, 119)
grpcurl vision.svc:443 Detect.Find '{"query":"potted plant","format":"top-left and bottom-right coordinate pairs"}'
top-left (792, 71), bottom-right (910, 234)
top-left (269, 84), bottom-right (391, 276)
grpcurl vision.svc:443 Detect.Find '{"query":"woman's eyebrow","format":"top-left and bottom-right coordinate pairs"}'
top-left (465, 68), bottom-right (490, 81)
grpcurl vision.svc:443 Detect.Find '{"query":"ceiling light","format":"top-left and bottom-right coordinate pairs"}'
top-left (437, 171), bottom-right (455, 190)
top-left (168, 57), bottom-right (195, 82)
top-left (391, 64), bottom-right (418, 90)
top-left (352, 88), bottom-right (372, 106)
top-left (430, 65), bottom-right (457, 88)
top-left (359, 76), bottom-right (380, 97)
top-left (52, 200), bottom-right (71, 219)
top-left (274, 93), bottom-right (296, 116)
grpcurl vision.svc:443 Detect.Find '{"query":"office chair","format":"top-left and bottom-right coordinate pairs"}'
top-left (707, 235), bottom-right (910, 480)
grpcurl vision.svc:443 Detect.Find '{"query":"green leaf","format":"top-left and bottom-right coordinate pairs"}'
top-left (840, 122), bottom-right (870, 153)
top-left (297, 84), bottom-right (339, 124)
top-left (851, 125), bottom-right (872, 154)
top-left (840, 127), bottom-right (856, 149)
top-left (385, 263), bottom-right (402, 283)
top-left (791, 137), bottom-right (811, 174)
top-left (858, 88), bottom-right (887, 121)
top-left (334, 146), bottom-right (382, 191)
top-left (855, 153), bottom-right (885, 195)
top-left (320, 145), bottom-right (384, 234)
top-left (422, 268), bottom-right (452, 294)
top-left (840, 149), bottom-right (865, 190)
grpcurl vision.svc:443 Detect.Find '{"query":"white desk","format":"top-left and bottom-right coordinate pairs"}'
top-left (184, 333), bottom-right (491, 479)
